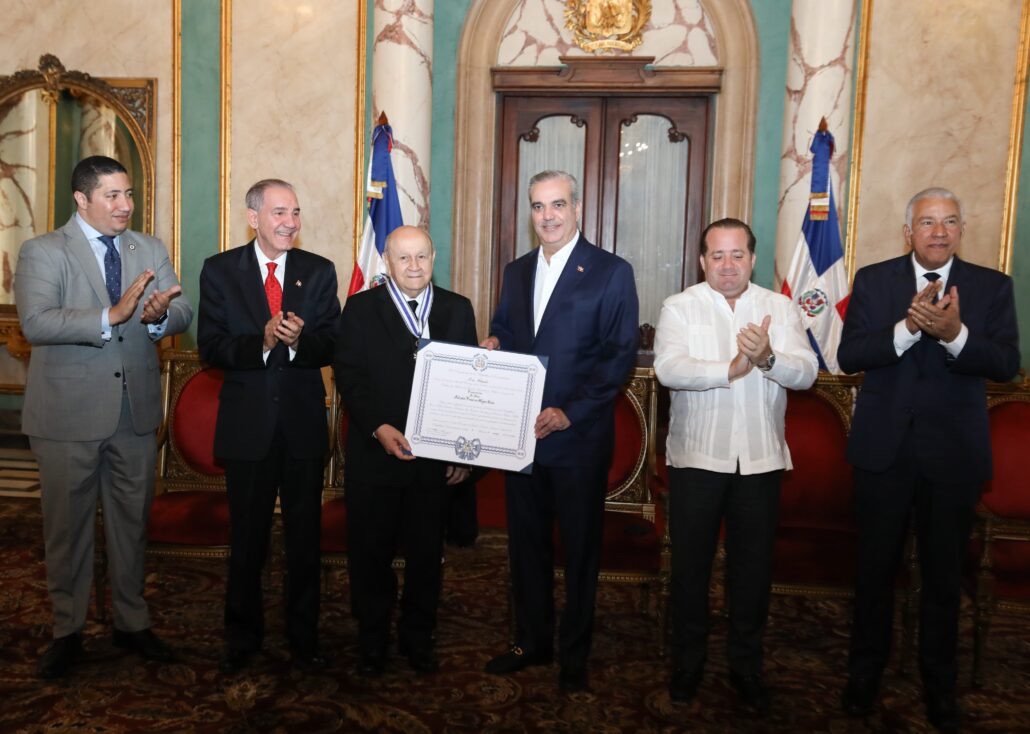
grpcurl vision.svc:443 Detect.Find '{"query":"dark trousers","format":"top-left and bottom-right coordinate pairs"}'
top-left (848, 450), bottom-right (979, 694)
top-left (668, 466), bottom-right (781, 676)
top-left (445, 477), bottom-right (479, 547)
top-left (345, 476), bottom-right (448, 655)
top-left (223, 449), bottom-right (324, 655)
top-left (506, 461), bottom-right (608, 669)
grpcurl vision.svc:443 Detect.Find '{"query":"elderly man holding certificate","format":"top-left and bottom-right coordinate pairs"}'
top-left (334, 225), bottom-right (477, 678)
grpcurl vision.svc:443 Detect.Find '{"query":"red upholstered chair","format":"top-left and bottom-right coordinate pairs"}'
top-left (774, 374), bottom-right (918, 673)
top-left (552, 366), bottom-right (671, 655)
top-left (967, 384), bottom-right (1030, 686)
top-left (320, 391), bottom-right (350, 588)
top-left (320, 388), bottom-right (407, 592)
top-left (146, 350), bottom-right (230, 565)
top-left (774, 376), bottom-right (859, 594)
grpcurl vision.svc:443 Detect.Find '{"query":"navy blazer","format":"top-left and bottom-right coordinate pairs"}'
top-left (838, 254), bottom-right (1019, 483)
top-left (490, 238), bottom-right (639, 467)
top-left (334, 284), bottom-right (478, 486)
top-left (198, 243), bottom-right (340, 461)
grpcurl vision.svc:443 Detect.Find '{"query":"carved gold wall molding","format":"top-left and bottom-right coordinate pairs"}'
top-left (353, 0), bottom-right (368, 263)
top-left (172, 0), bottom-right (182, 276)
top-left (0, 53), bottom-right (157, 235)
top-left (1000, 0), bottom-right (1030, 274)
top-left (564, 0), bottom-right (651, 53)
top-left (844, 0), bottom-right (872, 285)
top-left (219, 0), bottom-right (232, 253)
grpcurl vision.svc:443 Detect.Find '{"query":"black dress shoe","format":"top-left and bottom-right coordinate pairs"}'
top-left (669, 667), bottom-right (703, 702)
top-left (398, 640), bottom-right (439, 675)
top-left (558, 664), bottom-right (588, 692)
top-left (924, 689), bottom-right (961, 732)
top-left (219, 648), bottom-right (253, 674)
top-left (292, 649), bottom-right (330, 672)
top-left (113, 628), bottom-right (174, 662)
top-left (841, 675), bottom-right (880, 717)
top-left (37, 633), bottom-right (83, 680)
top-left (730, 671), bottom-right (771, 715)
top-left (484, 645), bottom-right (553, 674)
top-left (356, 650), bottom-right (386, 678)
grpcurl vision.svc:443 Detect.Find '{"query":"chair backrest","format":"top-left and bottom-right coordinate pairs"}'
top-left (780, 380), bottom-right (854, 531)
top-left (983, 394), bottom-right (1030, 520)
top-left (325, 396), bottom-right (349, 498)
top-left (158, 349), bottom-right (225, 490)
top-left (604, 366), bottom-right (657, 517)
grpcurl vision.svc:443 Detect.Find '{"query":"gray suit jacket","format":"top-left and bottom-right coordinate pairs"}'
top-left (15, 216), bottom-right (193, 440)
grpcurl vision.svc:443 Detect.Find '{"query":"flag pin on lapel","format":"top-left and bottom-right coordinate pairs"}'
top-left (576, 265), bottom-right (584, 272)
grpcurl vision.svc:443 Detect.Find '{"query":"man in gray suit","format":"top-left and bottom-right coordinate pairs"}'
top-left (15, 156), bottom-right (193, 679)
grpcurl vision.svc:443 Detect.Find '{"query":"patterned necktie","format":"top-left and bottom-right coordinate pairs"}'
top-left (265, 262), bottom-right (282, 316)
top-left (98, 235), bottom-right (121, 305)
top-left (924, 271), bottom-right (940, 304)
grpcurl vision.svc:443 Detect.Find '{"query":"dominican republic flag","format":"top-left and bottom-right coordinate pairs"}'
top-left (780, 119), bottom-right (850, 373)
top-left (348, 119), bottom-right (403, 296)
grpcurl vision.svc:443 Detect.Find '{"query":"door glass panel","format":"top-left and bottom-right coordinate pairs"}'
top-left (515, 115), bottom-right (586, 257)
top-left (615, 114), bottom-right (689, 325)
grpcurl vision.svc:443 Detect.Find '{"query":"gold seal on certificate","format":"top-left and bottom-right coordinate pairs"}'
top-left (404, 341), bottom-right (547, 473)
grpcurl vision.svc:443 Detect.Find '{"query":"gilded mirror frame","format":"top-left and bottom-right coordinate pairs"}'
top-left (0, 53), bottom-right (156, 391)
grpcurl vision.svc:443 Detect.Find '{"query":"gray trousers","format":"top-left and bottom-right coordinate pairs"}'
top-left (30, 391), bottom-right (156, 638)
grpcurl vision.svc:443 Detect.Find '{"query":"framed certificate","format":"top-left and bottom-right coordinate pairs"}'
top-left (404, 340), bottom-right (547, 473)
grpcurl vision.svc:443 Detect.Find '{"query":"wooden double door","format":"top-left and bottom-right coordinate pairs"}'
top-left (494, 94), bottom-right (711, 327)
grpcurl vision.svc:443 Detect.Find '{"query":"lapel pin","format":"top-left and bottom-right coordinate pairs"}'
top-left (295, 280), bottom-right (302, 287)
top-left (576, 265), bottom-right (584, 272)
top-left (128, 244), bottom-right (136, 251)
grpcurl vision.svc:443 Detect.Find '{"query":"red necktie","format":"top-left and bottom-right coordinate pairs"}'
top-left (265, 262), bottom-right (282, 316)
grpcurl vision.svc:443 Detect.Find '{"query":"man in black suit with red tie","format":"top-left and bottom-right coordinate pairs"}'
top-left (838, 188), bottom-right (1019, 732)
top-left (198, 179), bottom-right (340, 673)
top-left (334, 225), bottom-right (478, 677)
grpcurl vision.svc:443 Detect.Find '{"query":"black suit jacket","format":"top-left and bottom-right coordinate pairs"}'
top-left (838, 254), bottom-right (1019, 483)
top-left (334, 284), bottom-right (478, 486)
top-left (198, 242), bottom-right (340, 461)
top-left (489, 238), bottom-right (639, 467)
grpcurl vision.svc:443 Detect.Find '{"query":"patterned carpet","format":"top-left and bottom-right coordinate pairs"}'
top-left (1, 500), bottom-right (1028, 733)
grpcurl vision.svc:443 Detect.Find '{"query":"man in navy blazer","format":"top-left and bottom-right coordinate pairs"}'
top-left (198, 179), bottom-right (340, 674)
top-left (482, 170), bottom-right (639, 692)
top-left (838, 188), bottom-right (1019, 731)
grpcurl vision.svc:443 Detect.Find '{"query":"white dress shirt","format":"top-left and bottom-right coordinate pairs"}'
top-left (533, 232), bottom-right (579, 334)
top-left (891, 254), bottom-right (968, 357)
top-left (653, 282), bottom-right (819, 475)
top-left (254, 242), bottom-right (295, 361)
top-left (76, 213), bottom-right (167, 342)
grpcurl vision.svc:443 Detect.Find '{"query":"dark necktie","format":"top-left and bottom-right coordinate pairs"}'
top-left (407, 299), bottom-right (418, 316)
top-left (99, 235), bottom-right (121, 305)
top-left (924, 271), bottom-right (940, 304)
top-left (265, 262), bottom-right (282, 315)
top-left (917, 271), bottom-right (944, 370)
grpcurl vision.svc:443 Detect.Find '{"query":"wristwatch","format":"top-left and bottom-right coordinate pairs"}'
top-left (757, 352), bottom-right (776, 372)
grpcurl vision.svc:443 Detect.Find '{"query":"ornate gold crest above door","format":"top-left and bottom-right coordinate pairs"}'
top-left (564, 0), bottom-right (651, 52)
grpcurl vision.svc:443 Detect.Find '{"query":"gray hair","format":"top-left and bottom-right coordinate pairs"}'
top-left (528, 170), bottom-right (580, 206)
top-left (246, 179), bottom-right (295, 211)
top-left (905, 187), bottom-right (964, 228)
